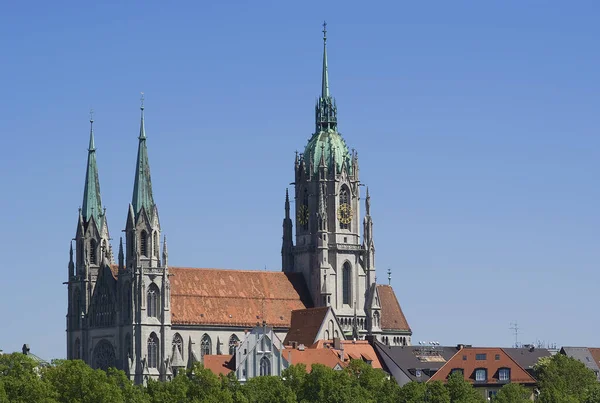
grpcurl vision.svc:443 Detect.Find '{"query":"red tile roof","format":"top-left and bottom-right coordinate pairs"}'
top-left (377, 285), bottom-right (411, 332)
top-left (170, 268), bottom-right (312, 327)
top-left (428, 347), bottom-right (537, 385)
top-left (285, 348), bottom-right (344, 370)
top-left (203, 355), bottom-right (235, 376)
top-left (283, 307), bottom-right (330, 346)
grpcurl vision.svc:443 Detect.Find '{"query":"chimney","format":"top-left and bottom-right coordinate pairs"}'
top-left (287, 350), bottom-right (292, 366)
top-left (365, 335), bottom-right (376, 345)
top-left (333, 337), bottom-right (341, 350)
top-left (291, 341), bottom-right (298, 349)
top-left (298, 344), bottom-right (305, 351)
top-left (340, 343), bottom-right (345, 362)
top-left (457, 344), bottom-right (464, 350)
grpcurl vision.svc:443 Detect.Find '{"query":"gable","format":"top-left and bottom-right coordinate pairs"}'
top-left (284, 307), bottom-right (332, 346)
top-left (170, 268), bottom-right (312, 327)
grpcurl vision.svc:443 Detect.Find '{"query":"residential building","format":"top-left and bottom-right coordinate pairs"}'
top-left (428, 347), bottom-right (537, 400)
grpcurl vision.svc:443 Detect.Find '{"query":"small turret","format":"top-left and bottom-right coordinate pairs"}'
top-left (68, 241), bottom-right (75, 278)
top-left (281, 189), bottom-right (294, 272)
top-left (162, 236), bottom-right (168, 268)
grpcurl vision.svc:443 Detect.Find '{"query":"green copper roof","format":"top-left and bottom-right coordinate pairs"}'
top-left (132, 102), bottom-right (155, 219)
top-left (304, 129), bottom-right (352, 175)
top-left (82, 116), bottom-right (104, 228)
top-left (304, 23), bottom-right (351, 175)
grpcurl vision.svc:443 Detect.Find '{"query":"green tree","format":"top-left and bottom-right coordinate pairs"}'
top-left (0, 352), bottom-right (56, 403)
top-left (535, 353), bottom-right (598, 402)
top-left (343, 359), bottom-right (400, 403)
top-left (106, 368), bottom-right (148, 403)
top-left (493, 383), bottom-right (531, 403)
top-left (445, 371), bottom-right (485, 403)
top-left (426, 380), bottom-right (451, 403)
top-left (0, 379), bottom-right (8, 403)
top-left (42, 359), bottom-right (125, 403)
top-left (584, 383), bottom-right (600, 403)
top-left (186, 363), bottom-right (233, 403)
top-left (281, 364), bottom-right (307, 397)
top-left (397, 381), bottom-right (426, 403)
top-left (298, 363), bottom-right (372, 403)
top-left (146, 374), bottom-right (189, 403)
top-left (241, 376), bottom-right (296, 403)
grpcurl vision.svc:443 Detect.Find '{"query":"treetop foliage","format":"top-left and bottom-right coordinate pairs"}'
top-left (2, 352), bottom-right (600, 402)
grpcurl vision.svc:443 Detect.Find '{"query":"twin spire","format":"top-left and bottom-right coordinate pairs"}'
top-left (132, 93), bottom-right (156, 219)
top-left (81, 110), bottom-right (103, 228)
top-left (81, 95), bottom-right (156, 231)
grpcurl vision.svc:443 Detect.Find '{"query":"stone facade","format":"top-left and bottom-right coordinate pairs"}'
top-left (65, 28), bottom-right (412, 383)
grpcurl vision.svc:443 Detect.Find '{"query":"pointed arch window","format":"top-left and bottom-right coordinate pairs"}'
top-left (148, 333), bottom-right (159, 369)
top-left (147, 283), bottom-right (160, 318)
top-left (90, 239), bottom-right (98, 265)
top-left (373, 311), bottom-right (380, 328)
top-left (339, 186), bottom-right (350, 230)
top-left (302, 188), bottom-right (309, 231)
top-left (72, 288), bottom-right (81, 330)
top-left (201, 334), bottom-right (211, 358)
top-left (172, 333), bottom-right (183, 357)
top-left (125, 333), bottom-right (132, 368)
top-left (153, 231), bottom-right (158, 257)
top-left (74, 338), bottom-right (81, 360)
top-left (140, 231), bottom-right (148, 257)
top-left (77, 240), bottom-right (84, 266)
top-left (228, 334), bottom-right (240, 355)
top-left (342, 262), bottom-right (351, 305)
top-left (260, 356), bottom-right (271, 376)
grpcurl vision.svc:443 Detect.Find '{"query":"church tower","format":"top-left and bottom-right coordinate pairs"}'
top-left (282, 24), bottom-right (375, 337)
top-left (122, 97), bottom-right (172, 383)
top-left (67, 113), bottom-right (114, 361)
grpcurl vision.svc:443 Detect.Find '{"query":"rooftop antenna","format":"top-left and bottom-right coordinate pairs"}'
top-left (510, 322), bottom-right (520, 348)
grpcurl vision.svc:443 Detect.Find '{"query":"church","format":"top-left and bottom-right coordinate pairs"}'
top-left (65, 25), bottom-right (412, 383)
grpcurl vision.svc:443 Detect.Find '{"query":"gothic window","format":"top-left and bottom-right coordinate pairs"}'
top-left (72, 289), bottom-right (81, 330)
top-left (201, 334), bottom-right (211, 358)
top-left (153, 231), bottom-right (158, 257)
top-left (78, 240), bottom-right (83, 266)
top-left (123, 282), bottom-right (132, 322)
top-left (125, 333), bottom-right (132, 367)
top-left (302, 188), bottom-right (309, 231)
top-left (325, 330), bottom-right (330, 340)
top-left (148, 333), bottom-right (159, 369)
top-left (90, 283), bottom-right (115, 328)
top-left (74, 338), bottom-right (81, 360)
top-left (373, 311), bottom-right (380, 328)
top-left (92, 339), bottom-right (116, 371)
top-left (172, 333), bottom-right (183, 357)
top-left (259, 356), bottom-right (271, 376)
top-left (339, 186), bottom-right (350, 230)
top-left (228, 334), bottom-right (240, 355)
top-left (342, 262), bottom-right (351, 305)
top-left (90, 239), bottom-right (98, 265)
top-left (140, 231), bottom-right (148, 257)
top-left (147, 283), bottom-right (160, 318)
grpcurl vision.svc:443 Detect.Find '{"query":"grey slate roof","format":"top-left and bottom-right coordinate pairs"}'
top-left (561, 347), bottom-right (600, 377)
top-left (373, 342), bottom-right (459, 385)
top-left (504, 347), bottom-right (553, 374)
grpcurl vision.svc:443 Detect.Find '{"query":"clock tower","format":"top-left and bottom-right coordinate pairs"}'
top-left (282, 23), bottom-right (377, 338)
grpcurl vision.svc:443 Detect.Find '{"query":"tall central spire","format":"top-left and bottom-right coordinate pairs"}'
top-left (82, 110), bottom-right (103, 227)
top-left (132, 94), bottom-right (155, 218)
top-left (322, 21), bottom-right (329, 98)
top-left (315, 21), bottom-right (337, 133)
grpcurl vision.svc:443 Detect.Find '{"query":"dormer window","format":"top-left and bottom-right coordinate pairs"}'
top-left (450, 368), bottom-right (463, 376)
top-left (498, 368), bottom-right (510, 381)
top-left (475, 368), bottom-right (487, 382)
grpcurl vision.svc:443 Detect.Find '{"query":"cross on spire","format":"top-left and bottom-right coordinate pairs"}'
top-left (140, 92), bottom-right (145, 110)
top-left (322, 21), bottom-right (327, 41)
top-left (89, 108), bottom-right (94, 123)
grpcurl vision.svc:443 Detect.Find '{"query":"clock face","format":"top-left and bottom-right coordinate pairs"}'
top-left (337, 203), bottom-right (353, 224)
top-left (297, 204), bottom-right (309, 225)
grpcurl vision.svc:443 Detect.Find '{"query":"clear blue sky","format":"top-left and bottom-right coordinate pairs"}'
top-left (0, 1), bottom-right (598, 359)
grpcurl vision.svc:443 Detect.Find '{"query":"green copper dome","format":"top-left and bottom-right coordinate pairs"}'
top-left (304, 128), bottom-right (352, 175)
